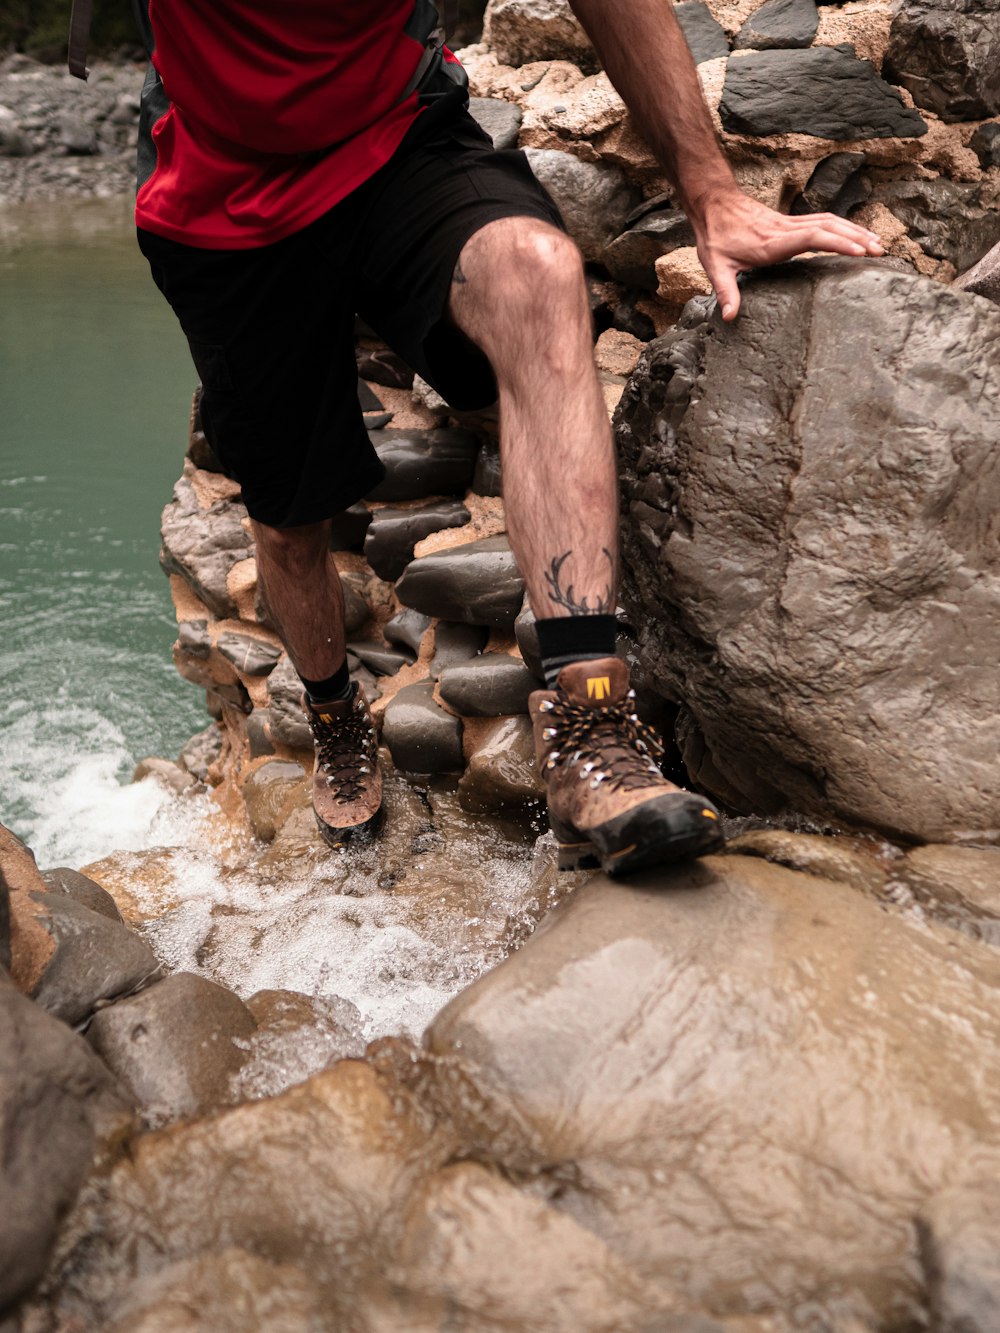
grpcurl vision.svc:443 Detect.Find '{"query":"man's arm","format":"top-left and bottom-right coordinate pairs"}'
top-left (567, 0), bottom-right (884, 318)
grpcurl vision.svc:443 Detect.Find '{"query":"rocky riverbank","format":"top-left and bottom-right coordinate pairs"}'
top-left (5, 0), bottom-right (1000, 1329)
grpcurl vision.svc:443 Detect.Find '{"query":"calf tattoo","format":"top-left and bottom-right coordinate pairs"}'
top-left (544, 548), bottom-right (614, 615)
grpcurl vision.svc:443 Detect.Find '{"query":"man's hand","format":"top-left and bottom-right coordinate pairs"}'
top-left (694, 189), bottom-right (885, 321)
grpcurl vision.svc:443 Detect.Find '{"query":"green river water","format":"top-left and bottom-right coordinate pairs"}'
top-left (0, 197), bottom-right (206, 867)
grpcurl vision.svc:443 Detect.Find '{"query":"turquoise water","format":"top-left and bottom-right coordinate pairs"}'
top-left (0, 198), bottom-right (207, 867)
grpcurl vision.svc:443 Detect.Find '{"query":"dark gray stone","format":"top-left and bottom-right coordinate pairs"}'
top-left (884, 0), bottom-right (1000, 122)
top-left (430, 622), bottom-right (489, 680)
top-left (457, 716), bottom-right (545, 813)
top-left (472, 441), bottom-right (503, 497)
top-left (358, 379), bottom-right (393, 430)
top-left (364, 500), bottom-right (471, 582)
top-left (382, 681), bottom-right (464, 774)
top-left (971, 120), bottom-right (1000, 169)
top-left (340, 574), bottom-right (372, 636)
top-left (87, 973), bottom-right (257, 1126)
top-left (790, 152), bottom-right (870, 217)
top-left (870, 177), bottom-right (1000, 273)
top-left (216, 632), bottom-right (281, 678)
top-left (177, 619), bottom-right (210, 660)
top-left (469, 96), bottom-right (523, 148)
top-left (954, 240), bottom-right (1000, 308)
top-left (346, 640), bottom-right (414, 676)
top-left (265, 656), bottom-right (313, 752)
top-left (514, 602), bottom-right (544, 681)
top-left (178, 722), bottom-right (223, 781)
top-left (439, 653), bottom-right (536, 717)
top-left (919, 1182), bottom-right (1000, 1333)
top-left (734, 0), bottom-right (818, 49)
top-left (616, 258), bottom-right (1000, 841)
top-left (41, 868), bottom-right (122, 923)
top-left (720, 46), bottom-right (928, 139)
top-left (0, 971), bottom-right (132, 1311)
top-left (675, 2), bottom-right (730, 61)
top-left (603, 210), bottom-right (696, 292)
top-left (160, 476), bottom-right (253, 620)
top-left (27, 891), bottom-right (162, 1027)
top-left (384, 608), bottom-right (432, 656)
top-left (366, 428), bottom-right (480, 502)
top-left (356, 344), bottom-right (414, 390)
top-left (524, 148), bottom-right (642, 262)
top-left (396, 535), bottom-right (525, 629)
top-left (328, 503), bottom-right (373, 550)
top-left (247, 708), bottom-right (278, 758)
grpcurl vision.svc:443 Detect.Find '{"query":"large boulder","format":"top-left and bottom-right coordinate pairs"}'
top-left (615, 259), bottom-right (1000, 841)
top-left (422, 856), bottom-right (1000, 1328)
top-left (483, 0), bottom-right (596, 69)
top-left (884, 0), bottom-right (1000, 122)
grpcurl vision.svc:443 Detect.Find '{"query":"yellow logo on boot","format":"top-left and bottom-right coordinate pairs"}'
top-left (587, 676), bottom-right (611, 701)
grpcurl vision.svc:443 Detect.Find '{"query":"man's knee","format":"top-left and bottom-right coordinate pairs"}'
top-left (463, 220), bottom-right (586, 322)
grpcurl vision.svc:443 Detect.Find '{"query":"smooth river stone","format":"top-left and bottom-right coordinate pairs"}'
top-left (264, 656), bottom-right (312, 752)
top-left (395, 535), bottom-right (525, 629)
top-left (430, 621), bottom-right (488, 679)
top-left (328, 502), bottom-right (373, 551)
top-left (216, 631), bottom-right (281, 678)
top-left (438, 653), bottom-right (536, 717)
top-left (41, 866), bottom-right (123, 922)
top-left (346, 640), bottom-right (414, 677)
top-left (364, 499), bottom-right (470, 582)
top-left (720, 46), bottom-right (928, 138)
top-left (384, 608), bottom-right (432, 656)
top-left (381, 681), bottom-right (464, 773)
top-left (366, 428), bottom-right (480, 503)
top-left (457, 715), bottom-right (545, 813)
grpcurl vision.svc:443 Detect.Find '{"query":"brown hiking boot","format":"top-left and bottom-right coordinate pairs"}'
top-left (529, 657), bottom-right (724, 876)
top-left (304, 684), bottom-right (384, 848)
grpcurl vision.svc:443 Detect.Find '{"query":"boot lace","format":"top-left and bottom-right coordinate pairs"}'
top-left (538, 689), bottom-right (666, 792)
top-left (310, 701), bottom-right (378, 805)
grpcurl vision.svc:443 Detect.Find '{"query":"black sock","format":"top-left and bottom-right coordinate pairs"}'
top-left (301, 659), bottom-right (352, 705)
top-left (535, 614), bottom-right (618, 689)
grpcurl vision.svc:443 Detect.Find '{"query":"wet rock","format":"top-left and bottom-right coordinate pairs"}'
top-left (0, 971), bottom-right (132, 1311)
top-left (328, 502), bottom-right (373, 550)
top-left (424, 855), bottom-right (1000, 1326)
top-left (472, 439), bottom-right (503, 497)
top-left (720, 47), bottom-right (928, 139)
top-left (133, 756), bottom-right (193, 795)
top-left (919, 1181), bottom-right (1000, 1333)
top-left (42, 867), bottom-right (123, 923)
top-left (382, 682), bottom-right (464, 774)
top-left (18, 890), bottom-right (162, 1027)
top-left (483, 0), bottom-right (595, 70)
top-left (265, 657), bottom-right (313, 752)
top-left (469, 96), bottom-right (523, 149)
top-left (524, 148), bottom-right (641, 262)
top-left (617, 260), bottom-right (1000, 841)
top-left (439, 653), bottom-right (536, 717)
top-left (177, 618), bottom-right (210, 659)
top-left (384, 608), bottom-right (432, 656)
top-left (884, 0), bottom-right (1000, 122)
top-left (725, 828), bottom-right (890, 895)
top-left (675, 2), bottom-right (730, 62)
top-left (514, 601), bottom-right (543, 680)
top-left (347, 640), bottom-right (414, 676)
top-left (367, 428), bottom-right (480, 503)
top-left (734, 0), bottom-right (819, 49)
top-left (87, 973), bottom-right (257, 1126)
top-left (970, 120), bottom-right (1000, 169)
top-left (364, 500), bottom-right (471, 582)
top-left (236, 991), bottom-right (366, 1102)
top-left (954, 240), bottom-right (1000, 307)
top-left (458, 716), bottom-right (545, 813)
top-left (178, 721), bottom-right (223, 782)
top-left (160, 476), bottom-right (253, 620)
top-left (216, 631), bottom-right (281, 678)
top-left (242, 761), bottom-right (307, 842)
top-left (870, 177), bottom-right (1000, 273)
top-left (105, 1249), bottom-right (326, 1333)
top-left (396, 535), bottom-right (525, 629)
top-left (895, 845), bottom-right (1000, 944)
top-left (247, 708), bottom-right (278, 759)
top-left (430, 621), bottom-right (488, 679)
top-left (603, 210), bottom-right (696, 292)
top-left (790, 152), bottom-right (870, 217)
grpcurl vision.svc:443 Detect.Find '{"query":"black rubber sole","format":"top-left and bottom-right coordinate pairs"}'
top-left (555, 792), bottom-right (724, 877)
top-left (314, 801), bottom-right (385, 850)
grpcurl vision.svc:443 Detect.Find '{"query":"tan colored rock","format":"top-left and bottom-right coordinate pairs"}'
top-left (704, 0), bottom-right (770, 39)
top-left (483, 0), bottom-right (596, 70)
top-left (851, 200), bottom-right (956, 280)
top-left (725, 828), bottom-right (892, 895)
top-left (457, 715), bottom-right (544, 812)
top-left (814, 1), bottom-right (894, 69)
top-left (1, 823), bottom-right (56, 993)
top-left (896, 844), bottom-right (1000, 942)
top-left (655, 246), bottom-right (713, 303)
top-left (594, 328), bottom-right (645, 378)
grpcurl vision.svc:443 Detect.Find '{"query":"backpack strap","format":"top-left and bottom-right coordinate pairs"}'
top-left (67, 0), bottom-right (93, 80)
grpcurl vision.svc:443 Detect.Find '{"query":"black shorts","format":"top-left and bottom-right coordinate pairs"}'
top-left (138, 107), bottom-right (563, 528)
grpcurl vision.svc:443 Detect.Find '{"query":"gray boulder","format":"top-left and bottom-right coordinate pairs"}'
top-left (178, 722), bottom-right (223, 781)
top-left (469, 96), bottom-right (523, 149)
top-left (871, 176), bottom-right (1000, 273)
top-left (616, 259), bottom-right (1000, 842)
top-left (734, 0), bottom-right (819, 49)
top-left (438, 653), bottom-right (536, 716)
top-left (41, 867), bottom-right (122, 922)
top-left (265, 656), bottom-right (313, 751)
top-left (954, 239), bottom-right (1000, 307)
top-left (721, 46), bottom-right (928, 138)
top-left (396, 535), bottom-right (525, 629)
top-left (603, 210), bottom-right (696, 292)
top-left (160, 475), bottom-right (253, 620)
top-left (216, 631), bottom-right (281, 678)
top-left (675, 2), bottom-right (730, 62)
top-left (884, 0), bottom-right (1000, 122)
top-left (382, 681), bottom-right (464, 773)
top-left (524, 148), bottom-right (641, 262)
top-left (970, 120), bottom-right (1000, 168)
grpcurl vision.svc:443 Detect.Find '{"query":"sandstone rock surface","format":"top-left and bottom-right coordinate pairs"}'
top-left (616, 259), bottom-right (1000, 841)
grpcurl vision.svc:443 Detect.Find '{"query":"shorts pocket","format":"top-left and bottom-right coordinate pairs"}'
top-left (188, 340), bottom-right (235, 393)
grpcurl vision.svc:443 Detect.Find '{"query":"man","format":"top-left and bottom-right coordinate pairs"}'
top-left (128, 0), bottom-right (883, 876)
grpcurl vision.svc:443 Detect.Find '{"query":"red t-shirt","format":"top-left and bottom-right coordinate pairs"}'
top-left (136, 0), bottom-right (444, 249)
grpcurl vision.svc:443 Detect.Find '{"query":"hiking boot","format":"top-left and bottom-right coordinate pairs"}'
top-left (304, 683), bottom-right (384, 848)
top-left (529, 657), bottom-right (724, 876)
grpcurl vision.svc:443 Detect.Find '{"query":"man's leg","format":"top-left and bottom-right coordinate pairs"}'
top-left (252, 518), bottom-right (345, 684)
top-left (447, 216), bottom-right (724, 875)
